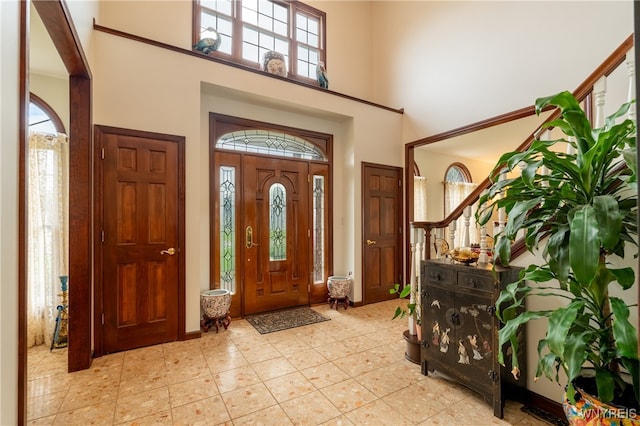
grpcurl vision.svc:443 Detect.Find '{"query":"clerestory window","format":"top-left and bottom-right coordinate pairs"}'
top-left (193, 0), bottom-right (326, 84)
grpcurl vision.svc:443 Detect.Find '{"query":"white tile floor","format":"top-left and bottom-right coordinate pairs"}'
top-left (27, 299), bottom-right (550, 425)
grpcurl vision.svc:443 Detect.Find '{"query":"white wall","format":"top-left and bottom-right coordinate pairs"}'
top-left (1, 1), bottom-right (20, 424)
top-left (91, 12), bottom-right (404, 331)
top-left (30, 74), bottom-right (69, 131)
top-left (97, 0), bottom-right (377, 102)
top-left (371, 1), bottom-right (635, 142)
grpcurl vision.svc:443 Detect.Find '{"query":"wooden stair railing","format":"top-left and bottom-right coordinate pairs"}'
top-left (408, 34), bottom-right (634, 265)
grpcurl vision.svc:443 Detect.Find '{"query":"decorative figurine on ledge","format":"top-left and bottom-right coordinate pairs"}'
top-left (263, 51), bottom-right (287, 77)
top-left (316, 61), bottom-right (329, 89)
top-left (193, 27), bottom-right (222, 55)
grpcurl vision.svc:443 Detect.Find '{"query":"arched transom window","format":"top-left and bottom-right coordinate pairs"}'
top-left (216, 129), bottom-right (327, 160)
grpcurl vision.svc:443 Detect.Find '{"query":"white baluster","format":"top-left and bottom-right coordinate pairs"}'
top-left (448, 221), bottom-right (456, 251)
top-left (430, 228), bottom-right (436, 258)
top-left (415, 228), bottom-right (423, 332)
top-left (594, 75), bottom-right (607, 128)
top-left (627, 49), bottom-right (636, 121)
top-left (497, 170), bottom-right (508, 235)
top-left (567, 136), bottom-right (576, 155)
top-left (492, 170), bottom-right (509, 265)
top-left (408, 226), bottom-right (417, 335)
top-left (479, 190), bottom-right (490, 264)
top-left (435, 227), bottom-right (444, 259)
top-left (418, 229), bottom-right (426, 261)
top-left (463, 205), bottom-right (471, 247)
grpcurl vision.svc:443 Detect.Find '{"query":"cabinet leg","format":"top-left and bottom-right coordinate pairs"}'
top-left (492, 398), bottom-right (504, 419)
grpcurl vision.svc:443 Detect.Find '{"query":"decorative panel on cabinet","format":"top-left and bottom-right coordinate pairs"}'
top-left (420, 259), bottom-right (526, 418)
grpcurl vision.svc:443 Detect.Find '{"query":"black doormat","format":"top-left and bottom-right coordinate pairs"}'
top-left (521, 405), bottom-right (569, 426)
top-left (245, 306), bottom-right (330, 334)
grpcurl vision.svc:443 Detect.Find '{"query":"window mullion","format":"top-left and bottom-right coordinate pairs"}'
top-left (233, 0), bottom-right (244, 61)
top-left (288, 5), bottom-right (297, 77)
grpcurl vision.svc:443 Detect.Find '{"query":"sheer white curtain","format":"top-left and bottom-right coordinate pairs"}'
top-left (414, 176), bottom-right (428, 221)
top-left (27, 131), bottom-right (69, 347)
top-left (444, 181), bottom-right (478, 249)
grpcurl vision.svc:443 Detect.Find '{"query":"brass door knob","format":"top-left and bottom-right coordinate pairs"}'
top-left (366, 239), bottom-right (377, 245)
top-left (161, 248), bottom-right (176, 255)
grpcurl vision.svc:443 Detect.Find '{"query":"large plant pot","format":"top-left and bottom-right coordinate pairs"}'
top-left (563, 386), bottom-right (640, 425)
top-left (327, 275), bottom-right (351, 310)
top-left (200, 289), bottom-right (232, 333)
top-left (403, 330), bottom-right (421, 365)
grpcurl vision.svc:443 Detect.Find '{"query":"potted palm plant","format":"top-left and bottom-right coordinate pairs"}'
top-left (477, 91), bottom-right (639, 423)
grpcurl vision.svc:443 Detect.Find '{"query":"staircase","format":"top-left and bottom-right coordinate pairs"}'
top-left (408, 34), bottom-right (635, 271)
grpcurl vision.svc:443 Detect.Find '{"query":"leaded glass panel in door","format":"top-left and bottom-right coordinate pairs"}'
top-left (269, 183), bottom-right (286, 261)
top-left (219, 166), bottom-right (236, 292)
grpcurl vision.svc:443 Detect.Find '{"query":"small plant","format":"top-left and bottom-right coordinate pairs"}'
top-left (390, 283), bottom-right (420, 324)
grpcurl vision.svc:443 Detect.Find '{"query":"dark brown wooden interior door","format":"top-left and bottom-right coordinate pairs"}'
top-left (243, 155), bottom-right (310, 315)
top-left (101, 130), bottom-right (180, 353)
top-left (362, 163), bottom-right (403, 304)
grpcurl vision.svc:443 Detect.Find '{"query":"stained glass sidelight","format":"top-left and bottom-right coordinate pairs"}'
top-left (220, 166), bottom-right (236, 292)
top-left (312, 175), bottom-right (325, 283)
top-left (269, 183), bottom-right (286, 261)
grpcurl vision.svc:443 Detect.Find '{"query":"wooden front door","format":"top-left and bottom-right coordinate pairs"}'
top-left (243, 155), bottom-right (310, 315)
top-left (98, 126), bottom-right (184, 354)
top-left (362, 162), bottom-right (403, 304)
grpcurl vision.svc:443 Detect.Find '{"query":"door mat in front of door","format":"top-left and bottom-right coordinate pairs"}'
top-left (245, 307), bottom-right (330, 334)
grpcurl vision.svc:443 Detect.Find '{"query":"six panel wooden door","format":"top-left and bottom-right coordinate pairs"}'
top-left (101, 131), bottom-right (180, 353)
top-left (362, 163), bottom-right (403, 304)
top-left (242, 155), bottom-right (310, 315)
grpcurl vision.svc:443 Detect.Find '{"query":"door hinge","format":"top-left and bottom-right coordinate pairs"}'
top-left (101, 230), bottom-right (105, 242)
top-left (101, 313), bottom-right (105, 325)
top-left (101, 148), bottom-right (105, 159)
top-left (308, 174), bottom-right (311, 183)
top-left (399, 179), bottom-right (401, 187)
top-left (308, 229), bottom-right (311, 237)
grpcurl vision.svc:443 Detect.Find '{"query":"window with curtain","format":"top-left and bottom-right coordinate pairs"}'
top-left (27, 96), bottom-right (69, 348)
top-left (444, 163), bottom-right (478, 249)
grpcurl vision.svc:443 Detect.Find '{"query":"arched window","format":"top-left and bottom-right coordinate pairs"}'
top-left (444, 163), bottom-right (477, 248)
top-left (29, 93), bottom-right (65, 135)
top-left (444, 163), bottom-right (471, 184)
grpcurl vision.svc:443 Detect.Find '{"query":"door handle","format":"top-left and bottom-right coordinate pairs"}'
top-left (366, 239), bottom-right (377, 245)
top-left (161, 247), bottom-right (176, 255)
top-left (246, 226), bottom-right (259, 248)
